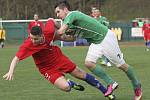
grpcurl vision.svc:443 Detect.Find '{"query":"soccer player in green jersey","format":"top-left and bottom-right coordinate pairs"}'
top-left (91, 7), bottom-right (110, 28)
top-left (91, 8), bottom-right (112, 67)
top-left (54, 1), bottom-right (142, 100)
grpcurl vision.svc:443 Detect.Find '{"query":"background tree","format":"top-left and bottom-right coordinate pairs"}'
top-left (0, 0), bottom-right (149, 22)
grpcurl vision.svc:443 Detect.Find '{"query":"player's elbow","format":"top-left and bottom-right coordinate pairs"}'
top-left (57, 30), bottom-right (64, 35)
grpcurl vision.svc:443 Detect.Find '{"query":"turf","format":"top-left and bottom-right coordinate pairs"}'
top-left (0, 42), bottom-right (150, 100)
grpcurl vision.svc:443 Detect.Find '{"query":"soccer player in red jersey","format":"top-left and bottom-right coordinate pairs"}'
top-left (28, 14), bottom-right (44, 35)
top-left (142, 22), bottom-right (150, 51)
top-left (3, 18), bottom-right (115, 100)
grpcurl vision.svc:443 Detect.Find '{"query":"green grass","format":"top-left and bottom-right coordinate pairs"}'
top-left (0, 43), bottom-right (150, 100)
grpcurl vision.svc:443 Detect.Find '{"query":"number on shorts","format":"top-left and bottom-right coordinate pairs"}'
top-left (45, 73), bottom-right (51, 81)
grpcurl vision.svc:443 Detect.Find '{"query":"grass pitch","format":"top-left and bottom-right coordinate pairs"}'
top-left (0, 42), bottom-right (150, 100)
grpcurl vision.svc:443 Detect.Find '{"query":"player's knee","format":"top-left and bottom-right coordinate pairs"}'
top-left (85, 61), bottom-right (96, 69)
top-left (119, 63), bottom-right (129, 72)
top-left (59, 84), bottom-right (71, 92)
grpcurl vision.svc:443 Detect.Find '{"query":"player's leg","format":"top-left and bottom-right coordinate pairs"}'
top-left (1, 39), bottom-right (4, 48)
top-left (0, 39), bottom-right (2, 48)
top-left (70, 67), bottom-right (116, 100)
top-left (144, 33), bottom-right (149, 51)
top-left (70, 67), bottom-right (107, 93)
top-left (54, 76), bottom-right (84, 92)
top-left (119, 64), bottom-right (142, 100)
top-left (104, 30), bottom-right (142, 100)
top-left (57, 54), bottom-right (116, 99)
top-left (146, 33), bottom-right (150, 51)
top-left (85, 43), bottom-right (118, 96)
top-left (54, 76), bottom-right (72, 92)
top-left (43, 70), bottom-right (84, 92)
top-left (147, 40), bottom-right (150, 50)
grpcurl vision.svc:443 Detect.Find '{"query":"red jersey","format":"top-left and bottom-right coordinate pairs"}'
top-left (142, 23), bottom-right (150, 40)
top-left (28, 20), bottom-right (44, 35)
top-left (16, 19), bottom-right (76, 84)
top-left (142, 23), bottom-right (150, 33)
top-left (16, 19), bottom-right (73, 69)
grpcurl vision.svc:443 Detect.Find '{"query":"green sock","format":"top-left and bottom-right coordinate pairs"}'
top-left (126, 66), bottom-right (140, 89)
top-left (91, 64), bottom-right (114, 85)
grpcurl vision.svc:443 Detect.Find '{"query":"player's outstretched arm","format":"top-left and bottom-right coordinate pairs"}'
top-left (3, 56), bottom-right (19, 81)
top-left (55, 33), bottom-right (76, 42)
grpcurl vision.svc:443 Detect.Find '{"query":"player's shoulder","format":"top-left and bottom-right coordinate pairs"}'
top-left (45, 18), bottom-right (55, 27)
top-left (46, 18), bottom-right (56, 25)
top-left (47, 18), bottom-right (55, 22)
top-left (71, 11), bottom-right (80, 13)
top-left (68, 11), bottom-right (82, 16)
top-left (101, 16), bottom-right (107, 19)
top-left (44, 18), bottom-right (55, 27)
top-left (21, 38), bottom-right (46, 50)
top-left (43, 18), bottom-right (55, 37)
top-left (19, 38), bottom-right (32, 48)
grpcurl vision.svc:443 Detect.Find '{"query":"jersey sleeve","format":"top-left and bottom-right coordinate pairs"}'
top-left (63, 11), bottom-right (79, 26)
top-left (39, 21), bottom-right (44, 31)
top-left (99, 16), bottom-right (110, 27)
top-left (43, 18), bottom-right (55, 43)
top-left (16, 39), bottom-right (40, 60)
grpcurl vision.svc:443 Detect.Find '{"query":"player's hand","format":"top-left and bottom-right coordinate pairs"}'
top-left (65, 29), bottom-right (76, 35)
top-left (66, 29), bottom-right (74, 32)
top-left (3, 72), bottom-right (14, 81)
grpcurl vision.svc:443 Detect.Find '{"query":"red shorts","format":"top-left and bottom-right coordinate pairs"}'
top-left (38, 55), bottom-right (76, 84)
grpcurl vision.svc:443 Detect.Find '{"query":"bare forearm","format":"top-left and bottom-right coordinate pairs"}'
top-left (3, 56), bottom-right (19, 80)
top-left (54, 32), bottom-right (76, 42)
top-left (55, 24), bottom-right (76, 41)
top-left (8, 56), bottom-right (19, 74)
top-left (60, 34), bottom-right (76, 42)
top-left (57, 24), bottom-right (68, 35)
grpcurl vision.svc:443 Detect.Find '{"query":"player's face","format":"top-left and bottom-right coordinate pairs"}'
top-left (55, 7), bottom-right (67, 20)
top-left (34, 14), bottom-right (39, 21)
top-left (30, 34), bottom-right (44, 45)
top-left (92, 11), bottom-right (100, 18)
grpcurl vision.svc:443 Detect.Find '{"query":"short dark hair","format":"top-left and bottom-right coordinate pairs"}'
top-left (54, 0), bottom-right (70, 10)
top-left (30, 26), bottom-right (42, 35)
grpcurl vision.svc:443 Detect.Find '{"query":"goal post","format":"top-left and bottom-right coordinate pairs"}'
top-left (0, 18), bottom-right (2, 29)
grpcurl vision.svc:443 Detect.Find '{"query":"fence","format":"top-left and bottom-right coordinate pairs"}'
top-left (1, 20), bottom-right (144, 46)
top-left (110, 22), bottom-right (143, 41)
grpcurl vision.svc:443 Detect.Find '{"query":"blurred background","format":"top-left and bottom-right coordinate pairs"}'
top-left (0, 0), bottom-right (150, 21)
top-left (0, 0), bottom-right (150, 45)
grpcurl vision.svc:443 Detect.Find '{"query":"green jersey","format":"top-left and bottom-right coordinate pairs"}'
top-left (97, 16), bottom-right (110, 27)
top-left (63, 11), bottom-right (108, 44)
